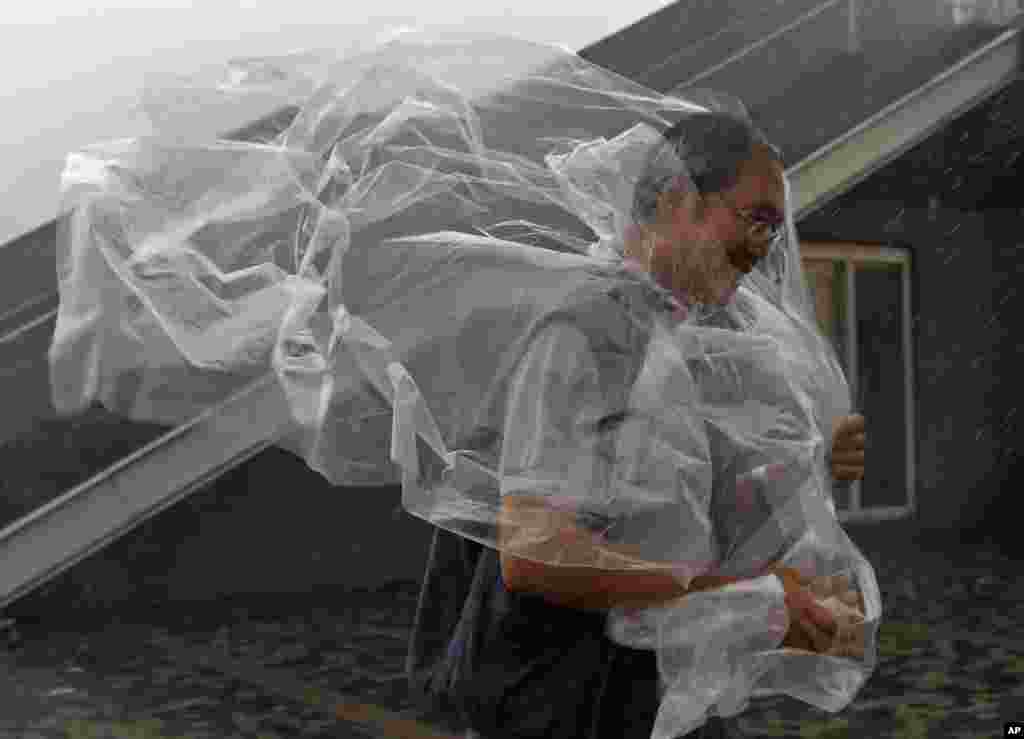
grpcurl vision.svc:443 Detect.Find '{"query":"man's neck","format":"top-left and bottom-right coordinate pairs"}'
top-left (619, 256), bottom-right (692, 322)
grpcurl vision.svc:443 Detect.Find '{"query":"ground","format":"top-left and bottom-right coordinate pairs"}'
top-left (0, 544), bottom-right (1022, 739)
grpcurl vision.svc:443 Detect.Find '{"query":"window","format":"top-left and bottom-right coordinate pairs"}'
top-left (801, 243), bottom-right (915, 523)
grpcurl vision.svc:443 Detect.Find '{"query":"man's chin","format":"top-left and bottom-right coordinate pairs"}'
top-left (715, 280), bottom-right (740, 306)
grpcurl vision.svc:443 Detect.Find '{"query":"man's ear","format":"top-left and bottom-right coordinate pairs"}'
top-left (655, 187), bottom-right (702, 228)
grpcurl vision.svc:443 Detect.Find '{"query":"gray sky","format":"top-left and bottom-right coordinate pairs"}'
top-left (0, 1), bottom-right (670, 246)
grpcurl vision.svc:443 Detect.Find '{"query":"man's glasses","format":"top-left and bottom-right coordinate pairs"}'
top-left (715, 192), bottom-right (785, 246)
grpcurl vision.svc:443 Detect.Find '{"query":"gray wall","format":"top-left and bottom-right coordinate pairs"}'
top-left (802, 78), bottom-right (1024, 557)
top-left (10, 448), bottom-right (435, 614)
top-left (162, 450), bottom-right (434, 601)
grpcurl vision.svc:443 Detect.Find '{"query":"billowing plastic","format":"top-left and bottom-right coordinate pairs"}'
top-left (48, 30), bottom-right (881, 738)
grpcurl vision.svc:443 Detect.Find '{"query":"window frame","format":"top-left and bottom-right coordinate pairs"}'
top-left (801, 242), bottom-right (916, 524)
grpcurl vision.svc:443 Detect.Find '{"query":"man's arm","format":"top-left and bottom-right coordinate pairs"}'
top-left (498, 452), bottom-right (841, 651)
top-left (499, 495), bottom-right (742, 611)
top-left (493, 318), bottom-right (844, 656)
top-left (495, 320), bottom-right (743, 611)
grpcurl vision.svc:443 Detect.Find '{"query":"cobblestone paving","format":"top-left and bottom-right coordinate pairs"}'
top-left (1, 548), bottom-right (1022, 738)
top-left (734, 546), bottom-right (1024, 738)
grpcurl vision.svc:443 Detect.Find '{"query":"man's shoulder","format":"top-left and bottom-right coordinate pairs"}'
top-left (542, 266), bottom-right (665, 343)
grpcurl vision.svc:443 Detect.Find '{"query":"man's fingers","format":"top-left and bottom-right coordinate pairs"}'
top-left (839, 589), bottom-right (862, 609)
top-left (835, 580), bottom-right (864, 615)
top-left (809, 576), bottom-right (831, 599)
top-left (831, 623), bottom-right (867, 660)
top-left (832, 416), bottom-right (865, 444)
top-left (797, 613), bottom-right (833, 653)
top-left (832, 573), bottom-right (852, 592)
top-left (832, 464), bottom-right (864, 481)
top-left (832, 435), bottom-right (866, 455)
top-left (827, 641), bottom-right (865, 660)
top-left (835, 415), bottom-right (866, 435)
top-left (833, 433), bottom-right (867, 452)
top-left (786, 615), bottom-right (825, 653)
top-left (850, 622), bottom-right (867, 646)
top-left (830, 450), bottom-right (866, 465)
top-left (800, 597), bottom-right (838, 634)
top-left (789, 620), bottom-right (864, 659)
top-left (784, 578), bottom-right (868, 658)
top-left (781, 614), bottom-right (814, 651)
top-left (803, 573), bottom-right (863, 609)
top-left (828, 575), bottom-right (855, 601)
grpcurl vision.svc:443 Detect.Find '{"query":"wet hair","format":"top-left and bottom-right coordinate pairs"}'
top-left (631, 112), bottom-right (780, 226)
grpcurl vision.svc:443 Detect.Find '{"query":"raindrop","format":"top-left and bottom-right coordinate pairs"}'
top-left (44, 687), bottom-right (76, 698)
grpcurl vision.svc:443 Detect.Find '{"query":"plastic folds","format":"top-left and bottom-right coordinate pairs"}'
top-left (49, 30), bottom-right (881, 738)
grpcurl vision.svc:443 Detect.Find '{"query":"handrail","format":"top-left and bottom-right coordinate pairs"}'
top-left (0, 372), bottom-right (292, 610)
top-left (790, 26), bottom-right (1023, 219)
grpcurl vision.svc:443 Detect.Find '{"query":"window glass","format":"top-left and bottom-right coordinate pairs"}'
top-left (855, 262), bottom-right (909, 510)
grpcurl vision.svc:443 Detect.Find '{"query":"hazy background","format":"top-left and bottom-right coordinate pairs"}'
top-left (0, 1), bottom-right (671, 246)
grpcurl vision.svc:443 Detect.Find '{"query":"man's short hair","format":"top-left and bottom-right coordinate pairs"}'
top-left (631, 112), bottom-right (779, 226)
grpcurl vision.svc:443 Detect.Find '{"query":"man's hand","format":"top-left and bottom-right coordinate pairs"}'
top-left (770, 567), bottom-right (836, 652)
top-left (831, 414), bottom-right (866, 481)
top-left (808, 572), bottom-right (865, 614)
top-left (782, 587), bottom-right (839, 653)
top-left (808, 572), bottom-right (868, 659)
top-left (770, 567), bottom-right (866, 659)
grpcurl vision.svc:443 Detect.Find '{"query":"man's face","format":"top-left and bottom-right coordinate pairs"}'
top-left (649, 144), bottom-right (786, 306)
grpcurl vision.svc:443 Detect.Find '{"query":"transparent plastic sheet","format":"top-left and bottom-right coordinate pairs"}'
top-left (48, 30), bottom-right (881, 738)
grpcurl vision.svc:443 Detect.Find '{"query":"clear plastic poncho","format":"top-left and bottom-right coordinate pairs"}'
top-left (49, 30), bottom-right (881, 739)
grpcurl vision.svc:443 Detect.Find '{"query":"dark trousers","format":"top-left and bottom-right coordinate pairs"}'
top-left (411, 529), bottom-right (745, 739)
top-left (462, 644), bottom-right (744, 739)
top-left (465, 716), bottom-right (741, 739)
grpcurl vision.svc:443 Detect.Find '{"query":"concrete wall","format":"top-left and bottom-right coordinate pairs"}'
top-left (161, 449), bottom-right (434, 601)
top-left (9, 445), bottom-right (436, 615)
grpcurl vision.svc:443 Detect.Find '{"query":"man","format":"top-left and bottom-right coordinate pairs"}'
top-left (407, 112), bottom-right (866, 739)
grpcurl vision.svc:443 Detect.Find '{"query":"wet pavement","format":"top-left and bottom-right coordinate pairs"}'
top-left (0, 543), bottom-right (1021, 739)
